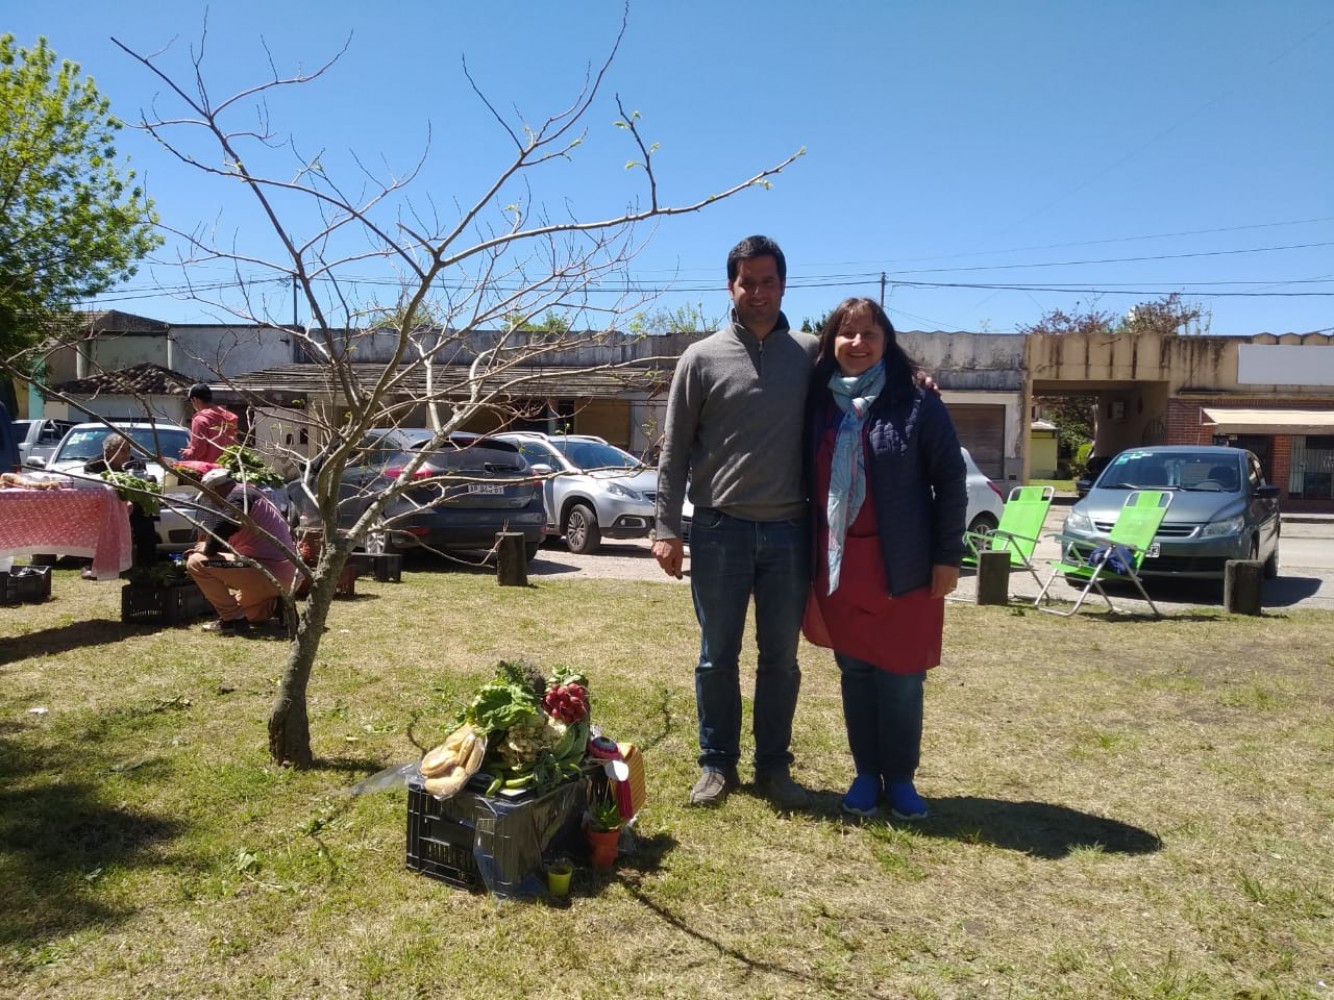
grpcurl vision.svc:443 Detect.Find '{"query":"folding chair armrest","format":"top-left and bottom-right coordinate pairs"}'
top-left (991, 528), bottom-right (1039, 548)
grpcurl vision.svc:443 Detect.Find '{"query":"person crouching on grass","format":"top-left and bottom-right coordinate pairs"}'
top-left (187, 468), bottom-right (299, 634)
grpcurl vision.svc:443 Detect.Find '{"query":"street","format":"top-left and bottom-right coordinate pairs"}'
top-left (528, 513), bottom-right (1334, 614)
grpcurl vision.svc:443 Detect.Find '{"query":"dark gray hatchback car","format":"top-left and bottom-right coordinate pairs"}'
top-left (1061, 445), bottom-right (1281, 582)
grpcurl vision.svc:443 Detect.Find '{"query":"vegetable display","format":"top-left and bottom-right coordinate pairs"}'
top-left (419, 661), bottom-right (592, 800)
top-left (100, 470), bottom-right (162, 516)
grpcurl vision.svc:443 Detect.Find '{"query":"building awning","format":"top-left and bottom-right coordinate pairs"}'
top-left (1201, 407), bottom-right (1334, 435)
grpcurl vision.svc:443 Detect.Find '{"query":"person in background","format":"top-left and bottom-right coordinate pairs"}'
top-left (84, 434), bottom-right (158, 574)
top-left (0, 402), bottom-right (18, 473)
top-left (803, 297), bottom-right (967, 820)
top-left (180, 383), bottom-right (239, 464)
top-left (187, 468), bottom-right (298, 634)
top-left (653, 235), bottom-right (816, 809)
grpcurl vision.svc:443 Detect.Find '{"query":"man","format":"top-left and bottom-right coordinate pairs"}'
top-left (84, 434), bottom-right (157, 575)
top-left (180, 383), bottom-right (239, 464)
top-left (187, 468), bottom-right (298, 634)
top-left (653, 235), bottom-right (817, 808)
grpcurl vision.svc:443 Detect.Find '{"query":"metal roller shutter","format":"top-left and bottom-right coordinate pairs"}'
top-left (946, 404), bottom-right (1006, 479)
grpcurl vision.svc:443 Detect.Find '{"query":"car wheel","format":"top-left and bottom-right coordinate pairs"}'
top-left (564, 503), bottom-right (601, 555)
top-left (966, 512), bottom-right (998, 540)
top-left (1263, 543), bottom-right (1279, 580)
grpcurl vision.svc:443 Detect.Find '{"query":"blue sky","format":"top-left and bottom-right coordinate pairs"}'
top-left (9, 1), bottom-right (1333, 335)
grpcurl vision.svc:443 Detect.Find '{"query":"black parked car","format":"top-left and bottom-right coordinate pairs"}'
top-left (285, 432), bottom-right (546, 562)
top-left (1075, 455), bottom-right (1114, 499)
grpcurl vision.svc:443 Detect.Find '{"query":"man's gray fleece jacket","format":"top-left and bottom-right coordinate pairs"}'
top-left (655, 315), bottom-right (819, 541)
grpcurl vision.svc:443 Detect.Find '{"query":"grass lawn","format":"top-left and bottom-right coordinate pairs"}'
top-left (2, 566), bottom-right (1331, 999)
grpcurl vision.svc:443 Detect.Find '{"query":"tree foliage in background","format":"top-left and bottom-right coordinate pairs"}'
top-left (0, 35), bottom-right (160, 357)
top-left (627, 302), bottom-right (718, 335)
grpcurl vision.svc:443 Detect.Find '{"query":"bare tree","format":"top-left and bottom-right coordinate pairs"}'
top-left (68, 15), bottom-right (802, 766)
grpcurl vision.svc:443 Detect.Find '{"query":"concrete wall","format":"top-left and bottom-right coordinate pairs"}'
top-left (171, 325), bottom-right (298, 380)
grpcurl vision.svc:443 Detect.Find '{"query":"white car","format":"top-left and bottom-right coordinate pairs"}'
top-left (679, 447), bottom-right (1002, 547)
top-left (35, 421), bottom-right (199, 553)
top-left (961, 447), bottom-right (1006, 537)
top-left (494, 432), bottom-right (657, 554)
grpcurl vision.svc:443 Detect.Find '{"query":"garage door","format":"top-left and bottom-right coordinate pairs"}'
top-left (947, 404), bottom-right (1006, 479)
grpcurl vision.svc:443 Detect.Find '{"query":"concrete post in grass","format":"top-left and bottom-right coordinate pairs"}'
top-left (495, 531), bottom-right (528, 587)
top-left (1224, 559), bottom-right (1263, 616)
top-left (976, 550), bottom-right (1011, 605)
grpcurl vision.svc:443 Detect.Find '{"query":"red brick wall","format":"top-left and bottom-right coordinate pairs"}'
top-left (1167, 398), bottom-right (1334, 513)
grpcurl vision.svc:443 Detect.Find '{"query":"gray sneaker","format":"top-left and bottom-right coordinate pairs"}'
top-left (688, 768), bottom-right (739, 807)
top-left (753, 769), bottom-right (811, 808)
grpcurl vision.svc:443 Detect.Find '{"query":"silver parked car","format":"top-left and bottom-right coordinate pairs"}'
top-left (1061, 445), bottom-right (1280, 582)
top-left (14, 418), bottom-right (79, 467)
top-left (494, 432), bottom-right (656, 554)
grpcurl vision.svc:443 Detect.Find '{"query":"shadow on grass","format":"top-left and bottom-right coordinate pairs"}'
top-left (919, 796), bottom-right (1161, 858)
top-left (0, 618), bottom-right (140, 666)
top-left (0, 733), bottom-right (183, 952)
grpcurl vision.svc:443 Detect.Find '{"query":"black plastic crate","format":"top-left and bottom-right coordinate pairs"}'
top-left (406, 772), bottom-right (588, 896)
top-left (1, 566), bottom-right (52, 605)
top-left (121, 579), bottom-right (215, 626)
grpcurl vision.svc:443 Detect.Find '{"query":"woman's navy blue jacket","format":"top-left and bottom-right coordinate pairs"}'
top-left (806, 357), bottom-right (969, 597)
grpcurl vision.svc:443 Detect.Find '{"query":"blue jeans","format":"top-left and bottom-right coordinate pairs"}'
top-left (836, 654), bottom-right (924, 784)
top-left (688, 508), bottom-right (809, 773)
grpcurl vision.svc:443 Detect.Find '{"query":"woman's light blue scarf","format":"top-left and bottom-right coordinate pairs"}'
top-left (825, 362), bottom-right (885, 594)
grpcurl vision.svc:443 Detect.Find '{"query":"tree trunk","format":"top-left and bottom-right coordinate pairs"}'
top-left (267, 546), bottom-right (347, 767)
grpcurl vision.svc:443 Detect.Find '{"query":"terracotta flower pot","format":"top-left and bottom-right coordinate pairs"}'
top-left (585, 827), bottom-right (620, 869)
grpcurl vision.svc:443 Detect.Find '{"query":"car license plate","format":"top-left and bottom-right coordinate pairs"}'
top-left (468, 483), bottom-right (504, 495)
top-left (1145, 542), bottom-right (1160, 559)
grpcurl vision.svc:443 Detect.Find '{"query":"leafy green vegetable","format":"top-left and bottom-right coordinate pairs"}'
top-left (100, 470), bottom-right (162, 515)
top-left (216, 445), bottom-right (286, 488)
top-left (464, 679), bottom-right (539, 735)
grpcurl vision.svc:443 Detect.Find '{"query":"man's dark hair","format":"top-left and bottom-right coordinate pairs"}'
top-left (727, 235), bottom-right (786, 283)
top-left (187, 382), bottom-right (213, 403)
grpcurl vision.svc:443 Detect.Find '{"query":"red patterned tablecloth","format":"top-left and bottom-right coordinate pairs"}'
top-left (0, 487), bottom-right (132, 581)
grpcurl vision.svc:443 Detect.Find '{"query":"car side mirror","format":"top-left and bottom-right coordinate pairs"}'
top-left (1256, 484), bottom-right (1280, 500)
top-left (24, 456), bottom-right (45, 469)
top-left (528, 462), bottom-right (553, 476)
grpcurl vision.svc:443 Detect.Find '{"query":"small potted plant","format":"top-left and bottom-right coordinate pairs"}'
top-left (584, 789), bottom-right (623, 869)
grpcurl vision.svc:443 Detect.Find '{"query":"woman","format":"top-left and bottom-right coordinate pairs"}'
top-left (804, 297), bottom-right (967, 819)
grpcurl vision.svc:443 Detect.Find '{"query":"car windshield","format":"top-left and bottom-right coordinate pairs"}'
top-left (550, 439), bottom-right (639, 471)
top-left (1099, 452), bottom-right (1241, 492)
top-left (54, 426), bottom-right (190, 463)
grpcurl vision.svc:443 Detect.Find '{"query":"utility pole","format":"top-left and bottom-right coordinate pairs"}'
top-left (879, 272), bottom-right (887, 308)
top-left (292, 273), bottom-right (299, 328)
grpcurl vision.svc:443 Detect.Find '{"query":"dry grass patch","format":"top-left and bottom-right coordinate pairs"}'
top-left (1, 568), bottom-right (1331, 999)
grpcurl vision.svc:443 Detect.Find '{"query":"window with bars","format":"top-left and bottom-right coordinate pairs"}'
top-left (1289, 436), bottom-right (1334, 499)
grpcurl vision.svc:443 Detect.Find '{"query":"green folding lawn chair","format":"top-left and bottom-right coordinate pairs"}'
top-left (961, 485), bottom-right (1055, 590)
top-left (1034, 489), bottom-right (1173, 616)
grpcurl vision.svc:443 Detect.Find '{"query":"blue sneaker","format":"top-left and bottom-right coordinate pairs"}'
top-left (841, 775), bottom-right (881, 817)
top-left (886, 781), bottom-right (928, 820)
